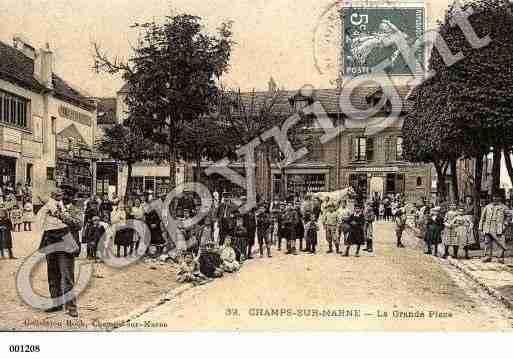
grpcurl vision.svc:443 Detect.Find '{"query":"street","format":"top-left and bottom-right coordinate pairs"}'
top-left (118, 221), bottom-right (513, 331)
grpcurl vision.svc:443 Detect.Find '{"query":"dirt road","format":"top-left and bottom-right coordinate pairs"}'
top-left (118, 222), bottom-right (513, 331)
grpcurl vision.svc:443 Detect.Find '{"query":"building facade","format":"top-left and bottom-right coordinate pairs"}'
top-left (0, 35), bottom-right (97, 204)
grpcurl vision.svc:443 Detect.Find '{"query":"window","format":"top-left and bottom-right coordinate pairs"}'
top-left (0, 90), bottom-right (28, 128)
top-left (352, 137), bottom-right (367, 161)
top-left (51, 116), bottom-right (56, 134)
top-left (416, 177), bottom-right (423, 187)
top-left (396, 137), bottom-right (404, 160)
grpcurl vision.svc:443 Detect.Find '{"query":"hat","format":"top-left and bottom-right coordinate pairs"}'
top-left (51, 188), bottom-right (64, 197)
top-left (92, 216), bottom-right (101, 221)
top-left (431, 206), bottom-right (441, 212)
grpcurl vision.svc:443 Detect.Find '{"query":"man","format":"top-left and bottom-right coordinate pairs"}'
top-left (479, 194), bottom-right (507, 263)
top-left (282, 204), bottom-right (299, 255)
top-left (256, 204), bottom-right (273, 258)
top-left (363, 200), bottom-right (376, 252)
top-left (242, 198), bottom-right (257, 259)
top-left (395, 207), bottom-right (407, 248)
top-left (336, 200), bottom-right (352, 247)
top-left (217, 197), bottom-right (236, 246)
top-left (38, 189), bottom-right (79, 317)
top-left (322, 202), bottom-right (340, 254)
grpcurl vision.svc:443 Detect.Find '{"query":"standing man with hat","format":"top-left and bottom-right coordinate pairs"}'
top-left (38, 188), bottom-right (79, 317)
top-left (479, 193), bottom-right (507, 263)
top-left (241, 196), bottom-right (257, 259)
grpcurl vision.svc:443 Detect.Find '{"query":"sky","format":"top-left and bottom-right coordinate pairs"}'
top-left (0, 0), bottom-right (453, 97)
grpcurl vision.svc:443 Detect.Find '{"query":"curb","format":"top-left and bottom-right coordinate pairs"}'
top-left (108, 247), bottom-right (261, 331)
top-left (445, 257), bottom-right (513, 312)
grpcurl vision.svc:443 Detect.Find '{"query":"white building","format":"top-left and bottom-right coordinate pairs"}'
top-left (0, 35), bottom-right (97, 205)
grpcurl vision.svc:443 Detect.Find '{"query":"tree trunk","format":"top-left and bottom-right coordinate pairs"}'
top-left (434, 160), bottom-right (448, 203)
top-left (504, 149), bottom-right (513, 190)
top-left (450, 159), bottom-right (459, 203)
top-left (492, 147), bottom-right (502, 195)
top-left (125, 162), bottom-right (133, 205)
top-left (169, 122), bottom-right (177, 190)
top-left (473, 155), bottom-right (483, 220)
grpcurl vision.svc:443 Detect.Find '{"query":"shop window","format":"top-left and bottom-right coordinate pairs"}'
top-left (46, 167), bottom-right (55, 181)
top-left (352, 137), bottom-right (367, 161)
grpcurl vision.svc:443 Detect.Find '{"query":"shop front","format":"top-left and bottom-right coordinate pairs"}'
top-left (271, 164), bottom-right (331, 201)
top-left (96, 161), bottom-right (118, 196)
top-left (0, 154), bottom-right (16, 190)
top-left (56, 150), bottom-right (94, 198)
top-left (348, 165), bottom-right (429, 202)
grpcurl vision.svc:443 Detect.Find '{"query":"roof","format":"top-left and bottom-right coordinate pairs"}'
top-left (0, 41), bottom-right (46, 92)
top-left (52, 74), bottom-right (95, 111)
top-left (0, 40), bottom-right (95, 111)
top-left (96, 97), bottom-right (117, 125)
top-left (234, 85), bottom-right (413, 116)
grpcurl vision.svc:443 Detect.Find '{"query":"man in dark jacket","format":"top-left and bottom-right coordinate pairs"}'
top-left (243, 205), bottom-right (257, 259)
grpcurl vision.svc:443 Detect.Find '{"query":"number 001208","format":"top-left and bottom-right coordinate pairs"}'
top-left (8, 345), bottom-right (40, 352)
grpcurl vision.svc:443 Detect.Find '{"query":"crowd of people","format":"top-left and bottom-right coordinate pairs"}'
top-left (415, 194), bottom-right (513, 263)
top-left (0, 182), bottom-right (34, 259)
top-left (5, 183), bottom-right (513, 317)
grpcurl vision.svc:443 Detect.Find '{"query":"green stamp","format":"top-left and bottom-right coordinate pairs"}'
top-left (343, 7), bottom-right (425, 76)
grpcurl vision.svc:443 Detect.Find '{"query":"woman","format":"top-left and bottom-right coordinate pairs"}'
top-left (459, 199), bottom-right (476, 259)
top-left (343, 204), bottom-right (366, 257)
top-left (442, 203), bottom-right (460, 259)
top-left (0, 208), bottom-right (15, 259)
top-left (23, 201), bottom-right (35, 231)
top-left (129, 198), bottom-right (145, 255)
top-left (424, 207), bottom-right (444, 256)
top-left (111, 202), bottom-right (130, 257)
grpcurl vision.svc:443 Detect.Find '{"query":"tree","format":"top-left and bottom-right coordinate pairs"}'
top-left (405, 0), bottom-right (513, 212)
top-left (177, 115), bottom-right (235, 182)
top-left (216, 88), bottom-right (318, 201)
top-left (97, 124), bottom-right (159, 201)
top-left (94, 14), bottom-right (233, 189)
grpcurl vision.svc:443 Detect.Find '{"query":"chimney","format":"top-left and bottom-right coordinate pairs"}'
top-left (34, 43), bottom-right (53, 89)
top-left (268, 77), bottom-right (277, 92)
top-left (13, 34), bottom-right (36, 60)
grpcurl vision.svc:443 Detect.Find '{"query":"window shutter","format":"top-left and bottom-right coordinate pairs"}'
top-left (366, 137), bottom-right (374, 161)
top-left (392, 137), bottom-right (398, 161)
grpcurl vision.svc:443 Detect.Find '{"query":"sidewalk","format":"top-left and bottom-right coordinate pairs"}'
top-left (403, 225), bottom-right (513, 310)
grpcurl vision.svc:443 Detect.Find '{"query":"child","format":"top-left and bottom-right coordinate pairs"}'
top-left (0, 209), bottom-right (15, 259)
top-left (84, 216), bottom-right (105, 260)
top-left (424, 207), bottom-right (444, 256)
top-left (177, 252), bottom-right (210, 285)
top-left (220, 236), bottom-right (240, 273)
top-left (10, 205), bottom-right (23, 232)
top-left (304, 213), bottom-right (318, 254)
top-left (22, 201), bottom-right (34, 231)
